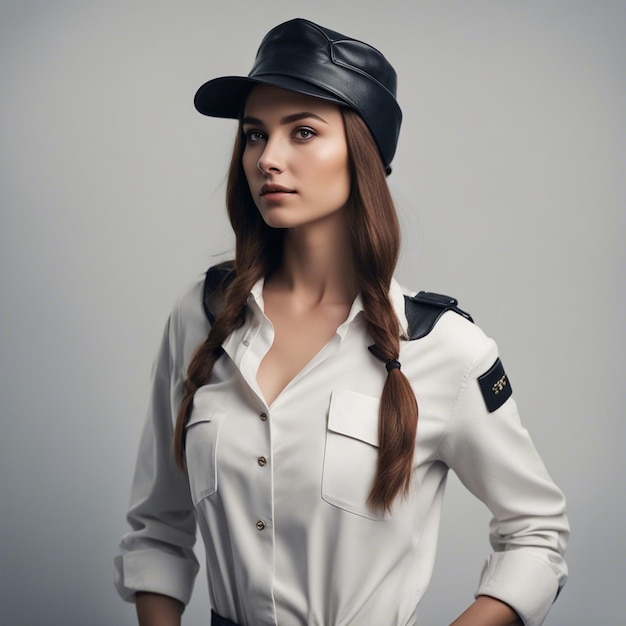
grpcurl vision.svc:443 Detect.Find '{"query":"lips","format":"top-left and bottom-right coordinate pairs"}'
top-left (260, 184), bottom-right (296, 197)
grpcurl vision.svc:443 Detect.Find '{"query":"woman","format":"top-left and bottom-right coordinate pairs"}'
top-left (115, 18), bottom-right (568, 626)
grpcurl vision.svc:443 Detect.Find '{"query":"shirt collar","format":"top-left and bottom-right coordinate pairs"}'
top-left (247, 278), bottom-right (266, 319)
top-left (245, 276), bottom-right (410, 338)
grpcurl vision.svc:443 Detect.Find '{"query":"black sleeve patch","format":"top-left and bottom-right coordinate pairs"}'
top-left (478, 358), bottom-right (513, 413)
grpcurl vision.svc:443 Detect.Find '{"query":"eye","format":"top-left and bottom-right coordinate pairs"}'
top-left (294, 127), bottom-right (316, 141)
top-left (244, 129), bottom-right (266, 143)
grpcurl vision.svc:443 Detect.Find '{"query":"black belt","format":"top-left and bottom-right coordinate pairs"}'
top-left (211, 610), bottom-right (240, 626)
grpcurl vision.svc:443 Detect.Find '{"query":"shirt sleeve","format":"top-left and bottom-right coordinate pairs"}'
top-left (437, 333), bottom-right (569, 626)
top-left (114, 315), bottom-right (200, 605)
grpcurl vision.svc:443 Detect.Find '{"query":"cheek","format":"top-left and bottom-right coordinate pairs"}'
top-left (317, 147), bottom-right (350, 199)
top-left (241, 149), bottom-right (258, 185)
top-left (308, 137), bottom-right (347, 172)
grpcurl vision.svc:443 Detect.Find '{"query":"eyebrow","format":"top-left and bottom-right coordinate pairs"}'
top-left (242, 112), bottom-right (329, 126)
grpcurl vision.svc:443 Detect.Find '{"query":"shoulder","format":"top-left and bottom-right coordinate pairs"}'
top-left (403, 289), bottom-right (474, 341)
top-left (170, 278), bottom-right (207, 330)
top-left (429, 307), bottom-right (497, 366)
top-left (166, 278), bottom-right (211, 369)
top-left (395, 280), bottom-right (485, 351)
top-left (398, 283), bottom-right (500, 389)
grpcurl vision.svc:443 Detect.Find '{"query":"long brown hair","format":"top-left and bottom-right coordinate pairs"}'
top-left (174, 108), bottom-right (419, 513)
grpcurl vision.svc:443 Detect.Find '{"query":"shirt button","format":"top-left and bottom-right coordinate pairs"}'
top-left (259, 412), bottom-right (268, 422)
top-left (242, 338), bottom-right (250, 346)
top-left (256, 520), bottom-right (266, 531)
top-left (257, 456), bottom-right (267, 467)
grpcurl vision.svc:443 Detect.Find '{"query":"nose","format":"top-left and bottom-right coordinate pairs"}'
top-left (257, 137), bottom-right (284, 175)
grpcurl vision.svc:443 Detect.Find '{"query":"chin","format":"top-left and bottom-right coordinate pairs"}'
top-left (261, 217), bottom-right (299, 230)
top-left (258, 208), bottom-right (300, 229)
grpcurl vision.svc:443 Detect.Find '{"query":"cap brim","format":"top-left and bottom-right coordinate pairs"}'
top-left (194, 74), bottom-right (346, 119)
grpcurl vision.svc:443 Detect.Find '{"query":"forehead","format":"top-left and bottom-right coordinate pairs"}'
top-left (243, 85), bottom-right (342, 120)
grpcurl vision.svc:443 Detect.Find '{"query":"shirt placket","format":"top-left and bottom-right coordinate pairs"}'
top-left (245, 404), bottom-right (277, 624)
top-left (222, 301), bottom-right (279, 624)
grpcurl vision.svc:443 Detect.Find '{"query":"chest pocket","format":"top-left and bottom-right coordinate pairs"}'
top-left (322, 388), bottom-right (384, 521)
top-left (184, 399), bottom-right (228, 506)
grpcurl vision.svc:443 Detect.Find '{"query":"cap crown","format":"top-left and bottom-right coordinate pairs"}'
top-left (249, 19), bottom-right (401, 166)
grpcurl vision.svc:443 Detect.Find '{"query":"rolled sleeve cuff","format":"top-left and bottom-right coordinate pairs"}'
top-left (476, 550), bottom-right (564, 626)
top-left (114, 549), bottom-right (199, 605)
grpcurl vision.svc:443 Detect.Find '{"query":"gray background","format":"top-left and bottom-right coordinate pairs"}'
top-left (1, 1), bottom-right (624, 624)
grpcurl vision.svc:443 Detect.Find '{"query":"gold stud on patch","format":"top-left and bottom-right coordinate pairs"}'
top-left (478, 358), bottom-right (512, 412)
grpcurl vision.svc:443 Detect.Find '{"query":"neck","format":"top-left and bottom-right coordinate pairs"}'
top-left (269, 211), bottom-right (357, 305)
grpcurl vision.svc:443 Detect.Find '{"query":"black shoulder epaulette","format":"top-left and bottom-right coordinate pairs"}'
top-left (404, 291), bottom-right (473, 340)
top-left (202, 260), bottom-right (236, 325)
top-left (202, 263), bottom-right (473, 340)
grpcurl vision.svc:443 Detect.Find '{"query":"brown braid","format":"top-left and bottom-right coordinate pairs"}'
top-left (343, 109), bottom-right (419, 512)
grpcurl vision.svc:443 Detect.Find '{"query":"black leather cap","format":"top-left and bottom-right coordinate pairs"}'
top-left (194, 18), bottom-right (402, 171)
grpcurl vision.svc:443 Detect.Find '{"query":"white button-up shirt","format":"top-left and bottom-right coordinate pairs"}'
top-left (115, 277), bottom-right (569, 626)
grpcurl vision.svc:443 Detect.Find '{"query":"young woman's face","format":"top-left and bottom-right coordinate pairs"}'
top-left (242, 85), bottom-right (351, 230)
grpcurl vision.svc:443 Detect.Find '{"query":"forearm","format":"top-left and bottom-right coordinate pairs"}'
top-left (449, 595), bottom-right (523, 626)
top-left (135, 592), bottom-right (184, 626)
